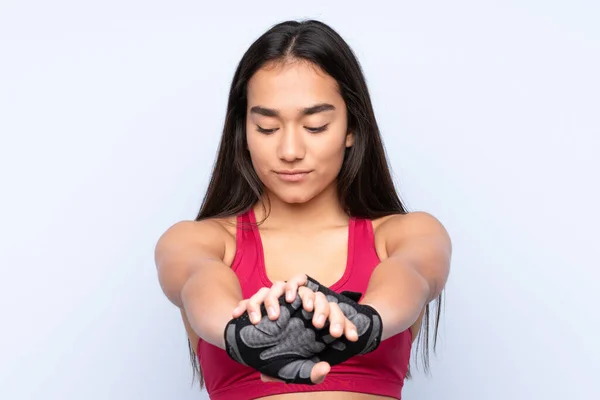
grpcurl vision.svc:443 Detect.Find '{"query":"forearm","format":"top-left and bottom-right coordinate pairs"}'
top-left (360, 255), bottom-right (431, 340)
top-left (181, 260), bottom-right (243, 349)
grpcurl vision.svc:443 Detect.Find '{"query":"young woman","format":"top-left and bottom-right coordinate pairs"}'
top-left (156, 19), bottom-right (451, 400)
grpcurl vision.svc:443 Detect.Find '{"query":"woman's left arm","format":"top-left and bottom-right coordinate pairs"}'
top-left (360, 212), bottom-right (452, 340)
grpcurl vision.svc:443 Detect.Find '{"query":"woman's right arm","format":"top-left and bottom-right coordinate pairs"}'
top-left (155, 219), bottom-right (242, 350)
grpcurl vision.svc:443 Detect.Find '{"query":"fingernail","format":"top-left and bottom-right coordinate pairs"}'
top-left (350, 328), bottom-right (357, 337)
top-left (286, 290), bottom-right (293, 301)
top-left (317, 314), bottom-right (325, 326)
top-left (268, 307), bottom-right (276, 318)
top-left (250, 312), bottom-right (259, 323)
top-left (305, 299), bottom-right (313, 308)
top-left (333, 323), bottom-right (342, 333)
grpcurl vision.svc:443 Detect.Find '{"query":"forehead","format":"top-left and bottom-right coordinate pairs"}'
top-left (246, 61), bottom-right (342, 109)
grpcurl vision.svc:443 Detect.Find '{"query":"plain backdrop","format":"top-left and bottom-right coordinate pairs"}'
top-left (1, 1), bottom-right (598, 399)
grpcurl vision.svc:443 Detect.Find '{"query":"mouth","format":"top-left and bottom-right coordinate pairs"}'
top-left (274, 170), bottom-right (312, 182)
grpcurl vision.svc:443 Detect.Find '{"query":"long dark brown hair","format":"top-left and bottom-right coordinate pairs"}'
top-left (190, 19), bottom-right (443, 388)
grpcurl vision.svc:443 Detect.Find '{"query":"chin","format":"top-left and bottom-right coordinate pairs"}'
top-left (279, 193), bottom-right (313, 204)
top-left (269, 189), bottom-right (315, 205)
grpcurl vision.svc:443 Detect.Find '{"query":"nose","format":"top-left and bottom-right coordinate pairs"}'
top-left (277, 127), bottom-right (306, 162)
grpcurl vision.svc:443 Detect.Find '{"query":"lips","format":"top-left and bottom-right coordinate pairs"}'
top-left (275, 170), bottom-right (311, 182)
top-left (276, 170), bottom-right (311, 175)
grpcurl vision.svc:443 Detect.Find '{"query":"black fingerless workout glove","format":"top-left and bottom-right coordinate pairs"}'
top-left (302, 276), bottom-right (383, 367)
top-left (224, 293), bottom-right (326, 384)
top-left (224, 277), bottom-right (383, 384)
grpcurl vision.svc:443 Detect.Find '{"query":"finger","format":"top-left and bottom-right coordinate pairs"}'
top-left (344, 315), bottom-right (358, 342)
top-left (260, 373), bottom-right (285, 383)
top-left (232, 299), bottom-right (249, 317)
top-left (264, 281), bottom-right (287, 320)
top-left (298, 286), bottom-right (315, 312)
top-left (246, 287), bottom-right (270, 324)
top-left (284, 274), bottom-right (308, 302)
top-left (312, 292), bottom-right (330, 329)
top-left (327, 302), bottom-right (346, 338)
top-left (310, 361), bottom-right (331, 384)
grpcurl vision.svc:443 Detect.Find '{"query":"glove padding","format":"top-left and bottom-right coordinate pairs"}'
top-left (224, 293), bottom-right (325, 384)
top-left (223, 276), bottom-right (383, 384)
top-left (302, 276), bottom-right (383, 367)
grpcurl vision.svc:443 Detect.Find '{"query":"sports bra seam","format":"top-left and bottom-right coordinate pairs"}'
top-left (246, 208), bottom-right (271, 287)
top-left (230, 213), bottom-right (244, 273)
top-left (208, 375), bottom-right (405, 396)
top-left (330, 216), bottom-right (354, 291)
top-left (364, 218), bottom-right (381, 262)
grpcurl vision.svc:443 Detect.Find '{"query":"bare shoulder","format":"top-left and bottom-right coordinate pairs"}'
top-left (374, 211), bottom-right (449, 237)
top-left (371, 212), bottom-right (451, 259)
top-left (154, 216), bottom-right (237, 307)
top-left (154, 217), bottom-right (236, 264)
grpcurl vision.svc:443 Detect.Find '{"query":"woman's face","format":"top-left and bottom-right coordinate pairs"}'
top-left (245, 60), bottom-right (354, 204)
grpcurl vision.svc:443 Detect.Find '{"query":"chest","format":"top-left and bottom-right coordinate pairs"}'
top-left (258, 226), bottom-right (350, 288)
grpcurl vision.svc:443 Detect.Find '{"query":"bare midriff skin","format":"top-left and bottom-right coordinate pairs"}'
top-left (179, 211), bottom-right (425, 400)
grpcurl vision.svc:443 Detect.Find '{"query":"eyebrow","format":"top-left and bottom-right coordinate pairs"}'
top-left (249, 103), bottom-right (336, 118)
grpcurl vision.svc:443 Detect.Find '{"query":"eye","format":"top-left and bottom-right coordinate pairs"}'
top-left (305, 124), bottom-right (329, 133)
top-left (256, 125), bottom-right (278, 134)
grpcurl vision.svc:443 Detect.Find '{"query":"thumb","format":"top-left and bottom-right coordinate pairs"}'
top-left (260, 373), bottom-right (284, 383)
top-left (310, 361), bottom-right (331, 384)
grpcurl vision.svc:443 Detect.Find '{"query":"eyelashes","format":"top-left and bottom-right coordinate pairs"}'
top-left (256, 124), bottom-right (329, 134)
top-left (256, 126), bottom-right (277, 134)
top-left (306, 124), bottom-right (329, 134)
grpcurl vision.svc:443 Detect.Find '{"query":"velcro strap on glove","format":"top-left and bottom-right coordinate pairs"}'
top-left (303, 276), bottom-right (383, 366)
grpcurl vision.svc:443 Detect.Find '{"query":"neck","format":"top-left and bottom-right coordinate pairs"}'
top-left (254, 183), bottom-right (349, 230)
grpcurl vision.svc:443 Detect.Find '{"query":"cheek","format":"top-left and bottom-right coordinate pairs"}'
top-left (248, 149), bottom-right (267, 172)
top-left (314, 138), bottom-right (347, 171)
top-left (247, 139), bottom-right (272, 178)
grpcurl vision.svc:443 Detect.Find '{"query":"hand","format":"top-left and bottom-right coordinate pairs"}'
top-left (260, 362), bottom-right (330, 384)
top-left (224, 288), bottom-right (333, 384)
top-left (232, 274), bottom-right (358, 342)
top-left (301, 276), bottom-right (384, 367)
top-left (231, 274), bottom-right (358, 384)
top-left (225, 275), bottom-right (382, 384)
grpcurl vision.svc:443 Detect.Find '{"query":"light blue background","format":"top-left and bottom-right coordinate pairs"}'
top-left (1, 1), bottom-right (598, 399)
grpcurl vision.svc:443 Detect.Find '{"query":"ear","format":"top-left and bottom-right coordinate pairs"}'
top-left (345, 131), bottom-right (354, 148)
